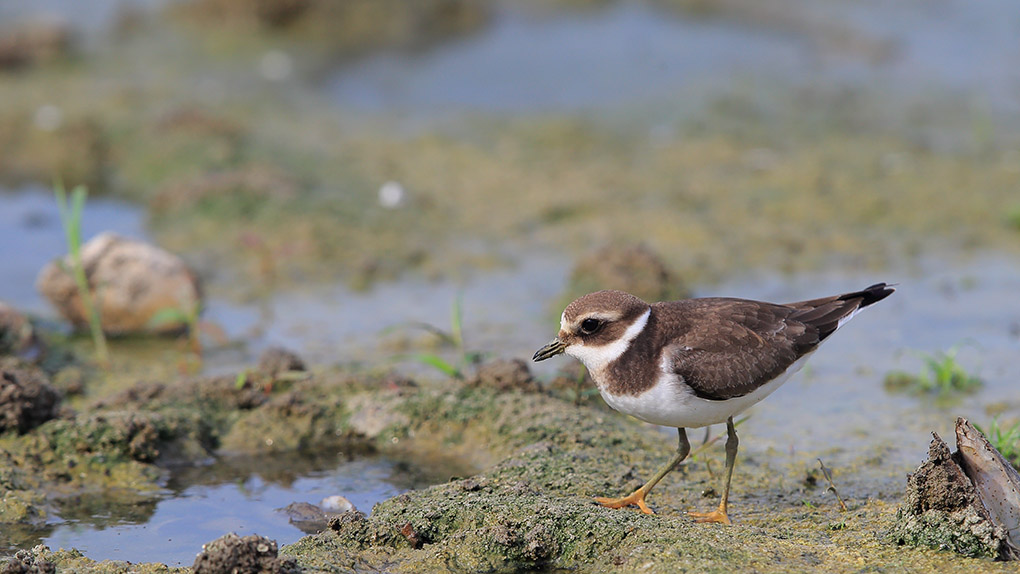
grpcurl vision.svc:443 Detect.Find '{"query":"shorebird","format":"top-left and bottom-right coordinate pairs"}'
top-left (533, 283), bottom-right (894, 523)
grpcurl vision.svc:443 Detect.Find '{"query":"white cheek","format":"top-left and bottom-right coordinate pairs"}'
top-left (565, 344), bottom-right (619, 372)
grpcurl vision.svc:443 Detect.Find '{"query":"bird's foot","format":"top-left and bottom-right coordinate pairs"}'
top-left (688, 506), bottom-right (731, 525)
top-left (594, 490), bottom-right (654, 514)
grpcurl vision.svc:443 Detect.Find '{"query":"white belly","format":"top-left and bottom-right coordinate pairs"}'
top-left (599, 353), bottom-right (812, 428)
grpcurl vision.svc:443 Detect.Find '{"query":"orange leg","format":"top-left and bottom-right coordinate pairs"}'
top-left (595, 428), bottom-right (690, 515)
top-left (688, 416), bottom-right (737, 525)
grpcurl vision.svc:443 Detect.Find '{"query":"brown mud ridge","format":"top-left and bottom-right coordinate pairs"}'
top-left (891, 418), bottom-right (1020, 560)
top-left (3, 354), bottom-right (1020, 573)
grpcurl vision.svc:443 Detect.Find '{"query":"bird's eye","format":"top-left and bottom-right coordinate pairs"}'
top-left (579, 318), bottom-right (603, 335)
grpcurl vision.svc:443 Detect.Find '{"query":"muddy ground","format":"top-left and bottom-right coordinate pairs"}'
top-left (0, 353), bottom-right (1016, 573)
top-left (3, 0), bottom-right (1020, 571)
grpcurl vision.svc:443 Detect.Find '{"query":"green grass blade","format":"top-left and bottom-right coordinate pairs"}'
top-left (451, 293), bottom-right (464, 351)
top-left (411, 353), bottom-right (462, 379)
top-left (53, 182), bottom-right (109, 367)
top-left (70, 185), bottom-right (87, 240)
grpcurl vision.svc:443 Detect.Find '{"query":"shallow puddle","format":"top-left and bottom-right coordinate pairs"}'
top-left (37, 453), bottom-right (452, 567)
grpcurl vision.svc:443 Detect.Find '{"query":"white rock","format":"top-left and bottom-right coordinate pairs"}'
top-left (378, 181), bottom-right (406, 209)
top-left (319, 495), bottom-right (355, 514)
top-left (36, 232), bottom-right (202, 335)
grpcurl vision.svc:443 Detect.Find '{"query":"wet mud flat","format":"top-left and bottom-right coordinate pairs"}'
top-left (3, 0), bottom-right (1020, 571)
top-left (1, 352), bottom-right (1018, 573)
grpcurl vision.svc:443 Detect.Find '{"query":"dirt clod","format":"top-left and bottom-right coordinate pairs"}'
top-left (0, 365), bottom-right (60, 434)
top-left (1, 546), bottom-right (55, 574)
top-left (567, 243), bottom-right (688, 304)
top-left (257, 347), bottom-right (307, 379)
top-left (0, 18), bottom-right (72, 71)
top-left (0, 302), bottom-right (37, 358)
top-left (903, 433), bottom-right (976, 514)
top-left (469, 358), bottom-right (538, 393)
top-left (193, 533), bottom-right (298, 574)
top-left (891, 432), bottom-right (1013, 559)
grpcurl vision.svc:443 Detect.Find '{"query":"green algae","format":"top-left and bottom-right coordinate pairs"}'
top-left (2, 363), bottom-right (1018, 572)
top-left (7, 546), bottom-right (187, 573)
top-left (279, 382), bottom-right (1020, 573)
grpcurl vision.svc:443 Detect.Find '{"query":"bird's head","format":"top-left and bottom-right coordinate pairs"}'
top-left (533, 290), bottom-right (651, 372)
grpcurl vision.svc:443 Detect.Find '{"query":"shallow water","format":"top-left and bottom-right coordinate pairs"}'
top-left (41, 453), bottom-right (448, 567)
top-left (709, 257), bottom-right (1020, 481)
top-left (325, 0), bottom-right (1020, 121)
top-left (0, 0), bottom-right (167, 34)
top-left (325, 2), bottom-right (804, 116)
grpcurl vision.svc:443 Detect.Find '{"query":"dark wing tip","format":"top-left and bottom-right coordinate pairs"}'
top-left (853, 282), bottom-right (896, 309)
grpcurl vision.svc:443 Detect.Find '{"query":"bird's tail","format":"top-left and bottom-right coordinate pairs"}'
top-left (789, 283), bottom-right (895, 341)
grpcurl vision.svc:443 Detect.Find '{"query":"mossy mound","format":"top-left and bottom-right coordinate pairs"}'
top-left (3, 367), bottom-right (1018, 572)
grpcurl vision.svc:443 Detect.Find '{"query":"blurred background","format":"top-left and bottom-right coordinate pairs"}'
top-left (1, 0), bottom-right (1019, 567)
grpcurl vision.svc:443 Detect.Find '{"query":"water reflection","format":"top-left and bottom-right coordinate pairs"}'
top-left (43, 451), bottom-right (461, 567)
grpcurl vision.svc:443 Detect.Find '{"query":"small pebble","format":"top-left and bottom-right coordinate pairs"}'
top-left (378, 181), bottom-right (406, 209)
top-left (320, 495), bottom-right (355, 513)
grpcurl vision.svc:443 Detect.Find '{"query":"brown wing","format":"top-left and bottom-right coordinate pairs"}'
top-left (666, 283), bottom-right (894, 401)
top-left (664, 299), bottom-right (818, 401)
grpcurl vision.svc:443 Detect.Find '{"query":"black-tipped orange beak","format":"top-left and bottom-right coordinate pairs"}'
top-left (533, 338), bottom-right (566, 362)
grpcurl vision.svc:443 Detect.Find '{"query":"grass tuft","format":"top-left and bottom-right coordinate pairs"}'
top-left (1006, 205), bottom-right (1020, 231)
top-left (883, 346), bottom-right (982, 396)
top-left (391, 294), bottom-right (483, 380)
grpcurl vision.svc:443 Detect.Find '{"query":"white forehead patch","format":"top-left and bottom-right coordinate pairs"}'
top-left (565, 308), bottom-right (650, 372)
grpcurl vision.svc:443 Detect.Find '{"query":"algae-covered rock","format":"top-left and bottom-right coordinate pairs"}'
top-left (193, 533), bottom-right (299, 574)
top-left (2, 367), bottom-right (1016, 572)
top-left (283, 386), bottom-right (756, 573)
top-left (3, 546), bottom-right (186, 574)
top-left (40, 409), bottom-right (213, 464)
top-left (1, 544), bottom-right (55, 574)
top-left (0, 365), bottom-right (60, 434)
top-left (0, 302), bottom-right (38, 358)
top-left (0, 489), bottom-right (47, 525)
top-left (257, 346), bottom-right (307, 379)
top-left (92, 375), bottom-right (268, 412)
top-left (219, 389), bottom-right (351, 454)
